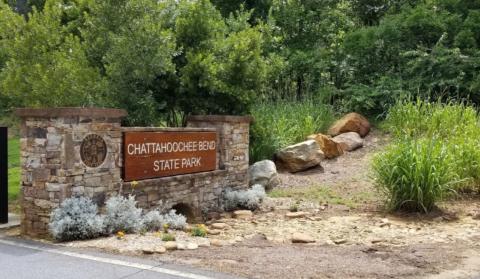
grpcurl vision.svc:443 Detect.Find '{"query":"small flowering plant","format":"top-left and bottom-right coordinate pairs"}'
top-left (116, 231), bottom-right (125, 240)
top-left (163, 224), bottom-right (169, 233)
top-left (191, 224), bottom-right (207, 237)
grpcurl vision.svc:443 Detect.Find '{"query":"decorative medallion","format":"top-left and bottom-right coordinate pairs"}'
top-left (80, 134), bottom-right (107, 168)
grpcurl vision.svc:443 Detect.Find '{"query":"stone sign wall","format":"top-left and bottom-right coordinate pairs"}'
top-left (13, 108), bottom-right (253, 237)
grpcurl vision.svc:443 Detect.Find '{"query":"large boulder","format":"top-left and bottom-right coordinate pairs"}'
top-left (275, 140), bottom-right (324, 173)
top-left (306, 133), bottom-right (343, 159)
top-left (327, 113), bottom-right (371, 137)
top-left (249, 160), bottom-right (280, 190)
top-left (333, 132), bottom-right (364, 151)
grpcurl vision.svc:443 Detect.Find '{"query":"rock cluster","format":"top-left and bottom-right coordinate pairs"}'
top-left (303, 113), bottom-right (369, 160)
top-left (272, 113), bottom-right (370, 171)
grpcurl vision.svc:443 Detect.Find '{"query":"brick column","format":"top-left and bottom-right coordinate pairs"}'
top-left (13, 108), bottom-right (126, 237)
top-left (187, 115), bottom-right (254, 190)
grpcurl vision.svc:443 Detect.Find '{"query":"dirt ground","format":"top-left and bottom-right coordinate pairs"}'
top-left (4, 129), bottom-right (480, 278)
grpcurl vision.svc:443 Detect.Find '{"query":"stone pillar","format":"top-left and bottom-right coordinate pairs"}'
top-left (187, 115), bottom-right (254, 190)
top-left (13, 108), bottom-right (126, 237)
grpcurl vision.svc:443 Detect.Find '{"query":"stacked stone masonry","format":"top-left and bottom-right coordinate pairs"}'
top-left (13, 108), bottom-right (253, 237)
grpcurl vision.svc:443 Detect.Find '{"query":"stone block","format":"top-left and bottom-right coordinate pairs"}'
top-left (84, 176), bottom-right (101, 187)
top-left (32, 169), bottom-right (50, 182)
top-left (35, 139), bottom-right (47, 147)
top-left (26, 127), bottom-right (47, 138)
top-left (34, 199), bottom-right (51, 209)
top-left (47, 134), bottom-right (62, 146)
top-left (148, 190), bottom-right (159, 202)
top-left (26, 158), bottom-right (41, 169)
top-left (92, 123), bottom-right (113, 131)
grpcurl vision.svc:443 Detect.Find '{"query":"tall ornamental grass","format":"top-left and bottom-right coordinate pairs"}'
top-left (373, 99), bottom-right (480, 212)
top-left (249, 101), bottom-right (335, 163)
top-left (372, 136), bottom-right (459, 212)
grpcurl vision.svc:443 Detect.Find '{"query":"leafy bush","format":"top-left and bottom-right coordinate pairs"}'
top-left (222, 184), bottom-right (266, 211)
top-left (372, 135), bottom-right (459, 212)
top-left (142, 209), bottom-right (187, 231)
top-left (49, 197), bottom-right (105, 242)
top-left (103, 195), bottom-right (143, 234)
top-left (249, 101), bottom-right (335, 163)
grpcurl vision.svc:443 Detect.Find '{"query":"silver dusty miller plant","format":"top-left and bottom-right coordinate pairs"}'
top-left (143, 209), bottom-right (187, 231)
top-left (142, 200), bottom-right (187, 231)
top-left (103, 194), bottom-right (143, 233)
top-left (49, 196), bottom-right (105, 242)
top-left (221, 184), bottom-right (266, 211)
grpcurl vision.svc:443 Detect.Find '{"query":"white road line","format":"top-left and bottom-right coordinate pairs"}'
top-left (0, 238), bottom-right (213, 279)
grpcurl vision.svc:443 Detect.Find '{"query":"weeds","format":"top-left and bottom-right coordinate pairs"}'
top-left (289, 204), bottom-right (299, 212)
top-left (161, 233), bottom-right (176, 241)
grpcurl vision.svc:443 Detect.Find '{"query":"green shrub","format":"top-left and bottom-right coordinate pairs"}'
top-left (249, 101), bottom-right (335, 163)
top-left (372, 135), bottom-right (459, 212)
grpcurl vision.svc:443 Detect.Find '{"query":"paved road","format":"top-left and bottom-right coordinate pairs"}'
top-left (0, 236), bottom-right (243, 279)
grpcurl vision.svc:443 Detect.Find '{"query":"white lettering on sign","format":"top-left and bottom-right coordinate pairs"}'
top-left (126, 141), bottom-right (216, 155)
top-left (153, 157), bottom-right (202, 171)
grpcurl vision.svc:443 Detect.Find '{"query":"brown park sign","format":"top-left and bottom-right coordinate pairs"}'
top-left (123, 132), bottom-right (217, 181)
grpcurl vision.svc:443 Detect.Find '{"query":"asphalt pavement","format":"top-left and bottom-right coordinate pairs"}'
top-left (0, 236), bottom-right (244, 279)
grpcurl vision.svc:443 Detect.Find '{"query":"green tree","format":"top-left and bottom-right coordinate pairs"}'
top-left (0, 1), bottom-right (101, 108)
top-left (83, 0), bottom-right (177, 126)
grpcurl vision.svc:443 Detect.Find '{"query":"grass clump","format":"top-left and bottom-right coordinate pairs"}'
top-left (372, 136), bottom-right (459, 212)
top-left (249, 101), bottom-right (335, 163)
top-left (161, 233), bottom-right (176, 241)
top-left (288, 204), bottom-right (299, 212)
top-left (373, 99), bottom-right (480, 212)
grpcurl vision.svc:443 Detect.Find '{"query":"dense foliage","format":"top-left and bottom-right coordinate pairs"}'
top-left (2, 0), bottom-right (480, 124)
top-left (0, 0), bottom-right (268, 126)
